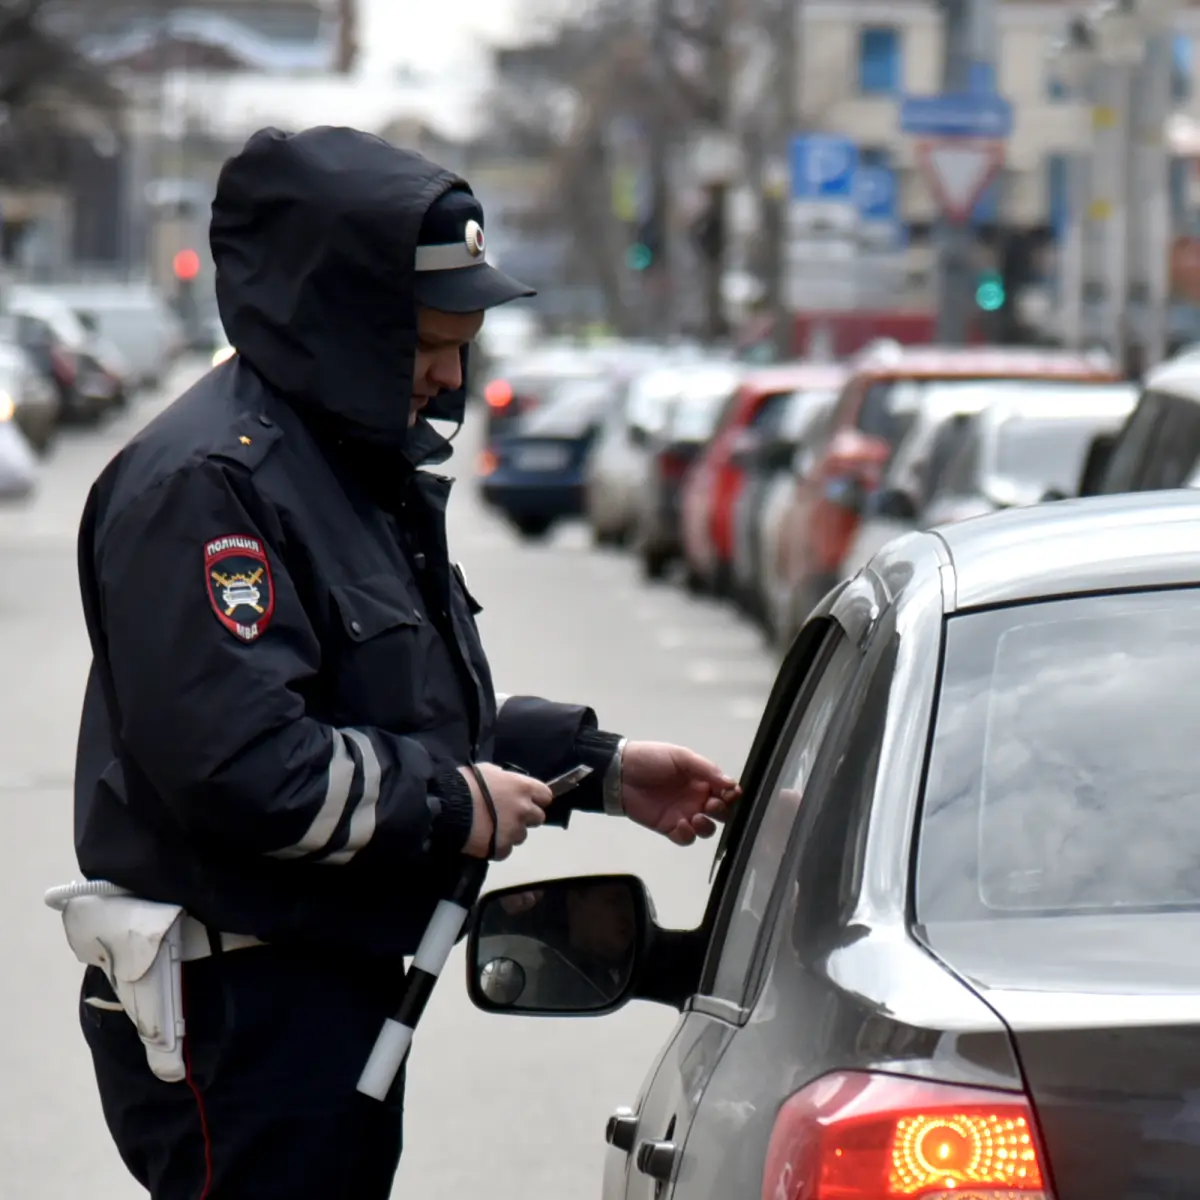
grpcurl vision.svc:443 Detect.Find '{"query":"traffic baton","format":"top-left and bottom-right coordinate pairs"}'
top-left (356, 764), bottom-right (593, 1103)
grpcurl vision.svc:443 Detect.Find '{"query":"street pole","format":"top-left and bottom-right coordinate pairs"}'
top-left (647, 0), bottom-right (673, 337)
top-left (935, 0), bottom-right (996, 345)
top-left (1127, 29), bottom-right (1172, 372)
top-left (1092, 60), bottom-right (1134, 369)
top-left (765, 0), bottom-right (800, 354)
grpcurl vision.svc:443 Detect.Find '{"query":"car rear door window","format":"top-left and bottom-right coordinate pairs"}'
top-left (708, 631), bottom-right (861, 1004)
top-left (916, 589), bottom-right (1200, 921)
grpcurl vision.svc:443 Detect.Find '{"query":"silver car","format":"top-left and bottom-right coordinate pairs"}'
top-left (467, 489), bottom-right (1200, 1199)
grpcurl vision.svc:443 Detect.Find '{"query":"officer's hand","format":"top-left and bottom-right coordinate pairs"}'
top-left (459, 764), bottom-right (554, 860)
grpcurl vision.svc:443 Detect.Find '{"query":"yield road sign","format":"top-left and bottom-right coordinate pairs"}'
top-left (789, 134), bottom-right (858, 201)
top-left (900, 93), bottom-right (1013, 139)
top-left (916, 138), bottom-right (1004, 224)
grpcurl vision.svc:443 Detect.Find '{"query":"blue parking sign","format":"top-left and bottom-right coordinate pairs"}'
top-left (855, 166), bottom-right (896, 222)
top-left (790, 134), bottom-right (858, 201)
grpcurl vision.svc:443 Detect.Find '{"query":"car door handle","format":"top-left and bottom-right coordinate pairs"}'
top-left (605, 1107), bottom-right (639, 1154)
top-left (635, 1139), bottom-right (677, 1181)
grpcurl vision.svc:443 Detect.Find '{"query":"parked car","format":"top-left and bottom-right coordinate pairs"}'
top-left (9, 293), bottom-right (121, 424)
top-left (43, 283), bottom-right (186, 391)
top-left (771, 344), bottom-right (1121, 650)
top-left (836, 379), bottom-right (997, 583)
top-left (679, 363), bottom-right (848, 596)
top-left (0, 398), bottom-right (39, 499)
top-left (729, 384), bottom-right (840, 626)
top-left (631, 363), bottom-right (744, 578)
top-left (0, 315), bottom-right (59, 455)
top-left (920, 383), bottom-right (1137, 528)
top-left (1080, 350), bottom-right (1200, 497)
top-left (477, 375), bottom-right (616, 540)
top-left (838, 377), bottom-right (1131, 582)
top-left (479, 350), bottom-right (611, 444)
top-left (465, 487), bottom-right (1200, 1200)
top-left (587, 365), bottom-right (688, 547)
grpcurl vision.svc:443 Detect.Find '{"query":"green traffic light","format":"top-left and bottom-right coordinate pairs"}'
top-left (976, 273), bottom-right (1005, 312)
top-left (626, 242), bottom-right (653, 271)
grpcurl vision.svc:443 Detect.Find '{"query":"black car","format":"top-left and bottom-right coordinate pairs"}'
top-left (463, 488), bottom-right (1200, 1199)
top-left (477, 376), bottom-right (617, 540)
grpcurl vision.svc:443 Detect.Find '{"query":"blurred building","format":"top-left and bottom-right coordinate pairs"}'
top-left (16, 0), bottom-right (359, 299)
top-left (769, 0), bottom-right (1200, 302)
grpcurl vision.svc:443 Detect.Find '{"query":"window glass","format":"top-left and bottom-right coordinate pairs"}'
top-left (859, 27), bottom-right (900, 95)
top-left (709, 633), bottom-right (860, 1003)
top-left (917, 590), bottom-right (1200, 920)
top-left (1137, 399), bottom-right (1200, 490)
top-left (1097, 392), bottom-right (1162, 493)
top-left (935, 427), bottom-right (981, 497)
top-left (993, 416), bottom-right (1114, 494)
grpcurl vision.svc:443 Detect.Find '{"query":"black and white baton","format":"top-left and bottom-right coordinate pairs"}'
top-left (356, 763), bottom-right (593, 1102)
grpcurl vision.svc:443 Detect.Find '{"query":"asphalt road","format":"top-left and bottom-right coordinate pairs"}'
top-left (0, 362), bottom-right (776, 1198)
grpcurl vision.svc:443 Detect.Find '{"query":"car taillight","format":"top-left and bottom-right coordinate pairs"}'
top-left (485, 380), bottom-right (513, 410)
top-left (762, 1072), bottom-right (1051, 1200)
top-left (477, 448), bottom-right (499, 476)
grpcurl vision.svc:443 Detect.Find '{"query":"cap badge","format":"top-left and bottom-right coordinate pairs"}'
top-left (464, 220), bottom-right (485, 258)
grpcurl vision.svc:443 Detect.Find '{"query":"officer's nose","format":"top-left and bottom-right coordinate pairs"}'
top-left (429, 347), bottom-right (463, 394)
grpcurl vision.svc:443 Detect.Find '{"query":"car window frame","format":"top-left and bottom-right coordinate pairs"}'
top-left (701, 630), bottom-right (862, 1008)
top-left (696, 580), bottom-right (881, 1015)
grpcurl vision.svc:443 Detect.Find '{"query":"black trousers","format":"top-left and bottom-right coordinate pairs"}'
top-left (80, 943), bottom-right (408, 1199)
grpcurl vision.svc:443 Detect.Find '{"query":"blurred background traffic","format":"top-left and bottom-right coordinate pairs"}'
top-left (0, 1), bottom-right (1195, 510)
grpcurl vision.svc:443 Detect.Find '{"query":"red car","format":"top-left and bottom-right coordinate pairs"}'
top-left (678, 363), bottom-right (848, 595)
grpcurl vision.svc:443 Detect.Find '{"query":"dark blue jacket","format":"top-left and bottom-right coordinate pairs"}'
top-left (72, 127), bottom-right (620, 960)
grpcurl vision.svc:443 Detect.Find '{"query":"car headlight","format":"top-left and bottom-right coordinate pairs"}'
top-left (0, 392), bottom-right (15, 422)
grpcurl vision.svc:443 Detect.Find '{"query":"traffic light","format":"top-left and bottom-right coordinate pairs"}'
top-left (173, 248), bottom-right (201, 282)
top-left (626, 241), bottom-right (653, 271)
top-left (627, 207), bottom-right (664, 272)
top-left (975, 270), bottom-right (1006, 312)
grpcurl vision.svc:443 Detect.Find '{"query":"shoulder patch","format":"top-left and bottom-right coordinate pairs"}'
top-left (205, 534), bottom-right (275, 642)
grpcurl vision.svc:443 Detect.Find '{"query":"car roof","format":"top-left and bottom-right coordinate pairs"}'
top-left (849, 343), bottom-right (1117, 380)
top-left (739, 362), bottom-right (848, 394)
top-left (1143, 351), bottom-right (1200, 403)
top-left (977, 383), bottom-right (1138, 428)
top-left (879, 490), bottom-right (1200, 612)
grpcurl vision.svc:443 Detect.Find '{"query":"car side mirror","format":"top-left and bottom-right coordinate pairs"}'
top-left (629, 423), bottom-right (650, 447)
top-left (868, 487), bottom-right (918, 521)
top-left (468, 874), bottom-right (654, 1016)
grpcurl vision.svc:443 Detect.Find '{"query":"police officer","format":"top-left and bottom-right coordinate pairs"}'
top-left (71, 125), bottom-right (741, 1199)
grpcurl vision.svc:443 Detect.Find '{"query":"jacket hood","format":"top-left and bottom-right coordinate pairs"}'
top-left (211, 125), bottom-right (470, 460)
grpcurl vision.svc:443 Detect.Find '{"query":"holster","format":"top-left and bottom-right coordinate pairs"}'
top-left (62, 893), bottom-right (188, 1083)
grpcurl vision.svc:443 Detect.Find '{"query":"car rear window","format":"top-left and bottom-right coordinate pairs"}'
top-left (993, 416), bottom-right (1115, 494)
top-left (916, 589), bottom-right (1200, 920)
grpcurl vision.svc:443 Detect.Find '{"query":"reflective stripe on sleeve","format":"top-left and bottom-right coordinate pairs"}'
top-left (269, 729), bottom-right (361, 860)
top-left (324, 728), bottom-right (382, 864)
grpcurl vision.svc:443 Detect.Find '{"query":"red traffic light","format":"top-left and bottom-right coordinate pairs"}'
top-left (173, 249), bottom-right (201, 281)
